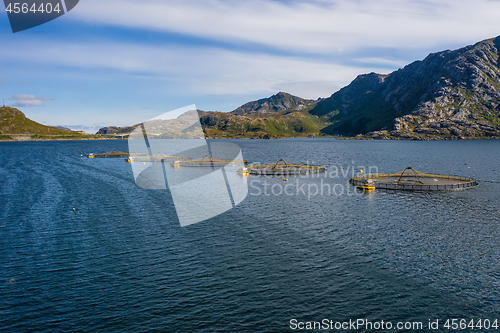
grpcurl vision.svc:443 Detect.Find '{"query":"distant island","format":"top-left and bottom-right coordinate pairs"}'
top-left (2, 35), bottom-right (500, 141)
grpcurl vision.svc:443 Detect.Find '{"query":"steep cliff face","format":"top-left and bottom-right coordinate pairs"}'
top-left (311, 36), bottom-right (500, 139)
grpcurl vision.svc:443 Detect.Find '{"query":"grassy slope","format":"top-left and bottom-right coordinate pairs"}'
top-left (200, 106), bottom-right (331, 138)
top-left (0, 106), bottom-right (74, 135)
top-left (0, 106), bottom-right (103, 140)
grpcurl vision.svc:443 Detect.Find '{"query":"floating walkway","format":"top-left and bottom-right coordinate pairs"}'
top-left (171, 155), bottom-right (247, 168)
top-left (350, 167), bottom-right (478, 191)
top-left (126, 152), bottom-right (192, 162)
top-left (239, 159), bottom-right (326, 175)
top-left (87, 150), bottom-right (145, 158)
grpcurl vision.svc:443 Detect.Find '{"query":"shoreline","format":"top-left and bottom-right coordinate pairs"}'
top-left (0, 137), bottom-right (124, 143)
top-left (1, 136), bottom-right (499, 142)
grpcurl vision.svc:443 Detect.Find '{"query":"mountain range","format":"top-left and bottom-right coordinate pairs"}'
top-left (96, 35), bottom-right (500, 140)
top-left (311, 36), bottom-right (500, 139)
top-left (3, 36), bottom-right (500, 140)
top-left (198, 92), bottom-right (325, 138)
top-left (97, 92), bottom-right (326, 139)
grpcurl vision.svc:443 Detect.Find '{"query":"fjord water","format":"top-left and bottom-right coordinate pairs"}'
top-left (1, 139), bottom-right (499, 332)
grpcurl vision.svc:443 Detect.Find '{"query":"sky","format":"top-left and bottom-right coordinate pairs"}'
top-left (1, 0), bottom-right (500, 133)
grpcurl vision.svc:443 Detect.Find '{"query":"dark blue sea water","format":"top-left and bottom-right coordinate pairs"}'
top-left (1, 139), bottom-right (499, 332)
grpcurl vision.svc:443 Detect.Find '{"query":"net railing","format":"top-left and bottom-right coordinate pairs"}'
top-left (243, 159), bottom-right (327, 175)
top-left (128, 153), bottom-right (192, 162)
top-left (350, 168), bottom-right (478, 191)
top-left (88, 150), bottom-right (146, 158)
top-left (171, 155), bottom-right (247, 167)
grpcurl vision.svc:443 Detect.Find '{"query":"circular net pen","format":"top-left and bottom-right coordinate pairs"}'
top-left (350, 167), bottom-right (478, 191)
top-left (171, 155), bottom-right (247, 167)
top-left (127, 153), bottom-right (192, 162)
top-left (88, 150), bottom-right (146, 159)
top-left (240, 159), bottom-right (327, 175)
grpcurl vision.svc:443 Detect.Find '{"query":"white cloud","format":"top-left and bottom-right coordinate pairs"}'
top-left (1, 40), bottom-right (385, 99)
top-left (353, 57), bottom-right (408, 68)
top-left (70, 0), bottom-right (500, 54)
top-left (8, 94), bottom-right (54, 107)
top-left (3, 0), bottom-right (499, 102)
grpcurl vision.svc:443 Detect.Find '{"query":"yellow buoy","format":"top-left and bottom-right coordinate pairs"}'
top-left (283, 178), bottom-right (288, 181)
top-left (357, 185), bottom-right (375, 191)
top-left (237, 167), bottom-right (250, 175)
top-left (357, 178), bottom-right (375, 191)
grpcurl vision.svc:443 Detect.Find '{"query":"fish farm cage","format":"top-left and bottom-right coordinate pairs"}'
top-left (88, 150), bottom-right (146, 158)
top-left (350, 167), bottom-right (478, 191)
top-left (240, 159), bottom-right (327, 175)
top-left (171, 155), bottom-right (247, 167)
top-left (126, 153), bottom-right (192, 162)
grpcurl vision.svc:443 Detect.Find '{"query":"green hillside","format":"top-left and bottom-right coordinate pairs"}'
top-left (198, 92), bottom-right (329, 138)
top-left (96, 93), bottom-right (331, 139)
top-left (199, 108), bottom-right (329, 138)
top-left (0, 106), bottom-right (73, 135)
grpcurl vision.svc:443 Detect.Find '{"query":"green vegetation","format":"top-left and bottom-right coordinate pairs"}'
top-left (30, 134), bottom-right (101, 140)
top-left (0, 106), bottom-right (74, 135)
top-left (196, 92), bottom-right (332, 138)
top-left (484, 113), bottom-right (500, 126)
top-left (200, 107), bottom-right (331, 139)
top-left (0, 106), bottom-right (108, 141)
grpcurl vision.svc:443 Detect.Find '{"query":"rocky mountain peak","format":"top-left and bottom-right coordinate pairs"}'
top-left (310, 35), bottom-right (500, 139)
top-left (231, 92), bottom-right (317, 116)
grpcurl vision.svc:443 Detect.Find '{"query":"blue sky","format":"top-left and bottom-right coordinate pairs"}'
top-left (1, 0), bottom-right (500, 133)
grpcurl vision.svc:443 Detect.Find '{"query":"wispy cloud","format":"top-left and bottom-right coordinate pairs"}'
top-left (8, 94), bottom-right (54, 107)
top-left (1, 40), bottom-right (385, 98)
top-left (71, 0), bottom-right (500, 54)
top-left (3, 0), bottom-right (499, 101)
top-left (353, 57), bottom-right (408, 68)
